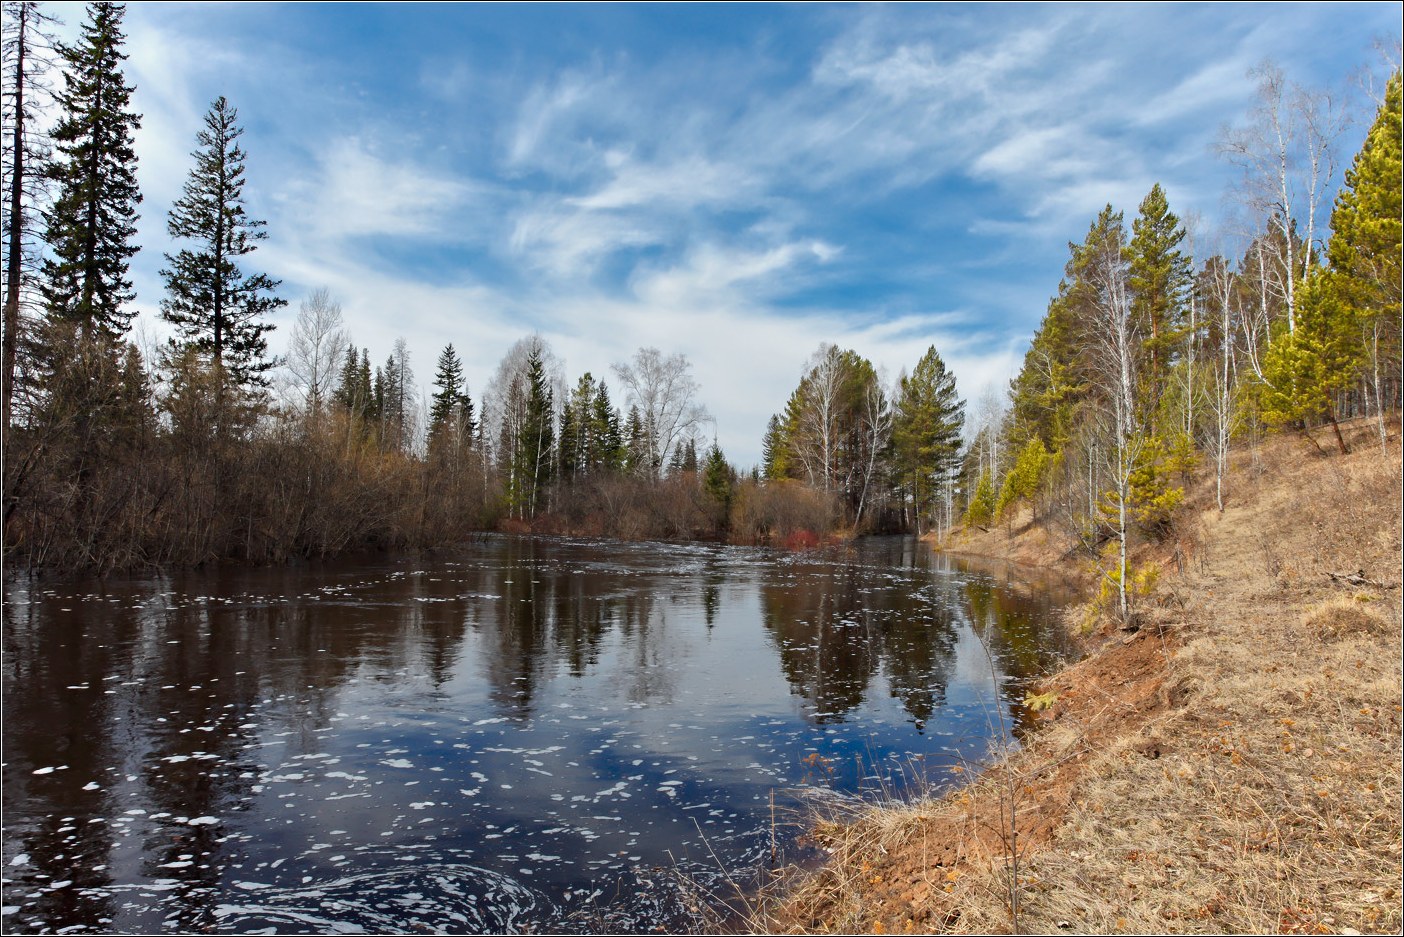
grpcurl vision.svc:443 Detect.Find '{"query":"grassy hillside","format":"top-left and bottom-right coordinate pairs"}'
top-left (762, 421), bottom-right (1401, 934)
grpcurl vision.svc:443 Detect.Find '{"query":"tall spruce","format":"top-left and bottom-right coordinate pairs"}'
top-left (40, 1), bottom-right (141, 340)
top-left (428, 343), bottom-right (469, 453)
top-left (160, 96), bottom-right (284, 388)
top-left (589, 380), bottom-right (623, 473)
top-left (510, 347), bottom-right (554, 518)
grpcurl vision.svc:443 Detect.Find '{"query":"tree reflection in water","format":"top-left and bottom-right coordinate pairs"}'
top-left (2, 535), bottom-right (1073, 933)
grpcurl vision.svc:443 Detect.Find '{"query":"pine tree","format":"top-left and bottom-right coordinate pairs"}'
top-left (1128, 183), bottom-right (1192, 406)
top-left (963, 471), bottom-right (996, 528)
top-left (40, 1), bottom-right (141, 340)
top-left (1260, 269), bottom-right (1360, 453)
top-left (1327, 71), bottom-right (1402, 444)
top-left (893, 345), bottom-right (965, 532)
top-left (1005, 292), bottom-right (1084, 453)
top-left (160, 96), bottom-right (284, 388)
top-left (1329, 72), bottom-right (1402, 315)
top-left (995, 436), bottom-right (1052, 520)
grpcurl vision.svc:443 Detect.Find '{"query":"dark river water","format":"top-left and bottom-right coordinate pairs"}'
top-left (2, 535), bottom-right (1075, 934)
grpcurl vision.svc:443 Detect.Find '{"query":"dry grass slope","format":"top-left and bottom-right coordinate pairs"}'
top-left (762, 424), bottom-right (1402, 935)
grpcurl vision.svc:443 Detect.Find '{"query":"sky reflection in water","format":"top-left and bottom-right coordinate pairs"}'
top-left (2, 535), bottom-right (1074, 933)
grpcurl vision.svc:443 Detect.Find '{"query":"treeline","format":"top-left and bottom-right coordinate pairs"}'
top-left (1, 3), bottom-right (817, 572)
top-left (758, 342), bottom-right (964, 537)
top-left (2, 5), bottom-right (1398, 577)
top-left (749, 63), bottom-right (1400, 625)
top-left (961, 67), bottom-right (1401, 623)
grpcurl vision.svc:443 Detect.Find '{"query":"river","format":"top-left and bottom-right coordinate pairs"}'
top-left (2, 535), bottom-right (1074, 933)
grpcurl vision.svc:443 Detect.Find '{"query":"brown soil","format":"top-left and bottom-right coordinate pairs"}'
top-left (759, 423), bottom-right (1402, 935)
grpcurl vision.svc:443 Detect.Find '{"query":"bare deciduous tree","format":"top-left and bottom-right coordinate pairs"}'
top-left (285, 287), bottom-right (346, 417)
top-left (1199, 252), bottom-right (1243, 513)
top-left (612, 347), bottom-right (709, 479)
top-left (1084, 227), bottom-right (1142, 624)
top-left (2, 0), bottom-right (61, 429)
top-left (1219, 61), bottom-right (1349, 335)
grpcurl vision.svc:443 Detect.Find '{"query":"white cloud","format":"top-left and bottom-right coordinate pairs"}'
top-left (98, 2), bottom-right (1396, 470)
top-left (507, 203), bottom-right (660, 278)
top-left (570, 155), bottom-right (753, 211)
top-left (1133, 57), bottom-right (1256, 127)
top-left (299, 138), bottom-right (479, 242)
top-left (971, 127), bottom-right (1098, 182)
top-left (629, 239), bottom-right (839, 309)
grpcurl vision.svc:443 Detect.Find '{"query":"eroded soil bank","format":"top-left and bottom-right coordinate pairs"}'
top-left (761, 425), bottom-right (1402, 935)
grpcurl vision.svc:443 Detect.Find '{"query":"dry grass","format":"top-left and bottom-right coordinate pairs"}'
top-left (760, 424), bottom-right (1402, 935)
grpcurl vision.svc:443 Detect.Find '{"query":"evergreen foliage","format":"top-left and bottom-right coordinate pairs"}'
top-left (963, 471), bottom-right (995, 527)
top-left (760, 413), bottom-right (787, 480)
top-left (1328, 72), bottom-right (1402, 316)
top-left (1259, 269), bottom-right (1361, 450)
top-left (893, 345), bottom-right (965, 528)
top-left (996, 436), bottom-right (1052, 520)
top-left (509, 346), bottom-right (554, 518)
top-left (590, 380), bottom-right (625, 473)
top-left (428, 343), bottom-right (471, 454)
top-left (702, 443), bottom-right (736, 527)
top-left (1128, 183), bottom-right (1193, 405)
top-left (1327, 71), bottom-right (1402, 436)
top-left (41, 1), bottom-right (141, 339)
top-left (160, 96), bottom-right (283, 388)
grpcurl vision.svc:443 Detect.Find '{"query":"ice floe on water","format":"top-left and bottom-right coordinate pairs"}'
top-left (3, 535), bottom-right (1074, 933)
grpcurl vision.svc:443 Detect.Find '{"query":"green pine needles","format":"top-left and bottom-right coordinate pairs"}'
top-left (42, 1), bottom-right (142, 339)
top-left (160, 96), bottom-right (285, 388)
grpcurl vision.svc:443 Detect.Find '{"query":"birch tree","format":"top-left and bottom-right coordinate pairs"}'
top-left (1199, 254), bottom-right (1243, 512)
top-left (612, 347), bottom-right (709, 480)
top-left (285, 287), bottom-right (346, 417)
top-left (1219, 61), bottom-right (1348, 336)
top-left (1082, 208), bottom-right (1140, 624)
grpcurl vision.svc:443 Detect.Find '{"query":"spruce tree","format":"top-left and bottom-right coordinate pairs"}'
top-left (624, 405), bottom-right (647, 476)
top-left (510, 347), bottom-right (554, 517)
top-left (40, 1), bottom-right (141, 339)
top-left (590, 381), bottom-right (623, 473)
top-left (428, 343), bottom-right (465, 451)
top-left (760, 413), bottom-right (786, 480)
top-left (333, 342), bottom-right (362, 414)
top-left (160, 96), bottom-right (284, 388)
top-left (702, 443), bottom-right (735, 530)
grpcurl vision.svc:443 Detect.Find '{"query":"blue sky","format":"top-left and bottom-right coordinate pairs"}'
top-left (47, 2), bottom-right (1402, 466)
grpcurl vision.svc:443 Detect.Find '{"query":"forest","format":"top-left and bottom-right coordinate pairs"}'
top-left (3, 2), bottom-right (1400, 576)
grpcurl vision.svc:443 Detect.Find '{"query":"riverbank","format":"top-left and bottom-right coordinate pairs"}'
top-left (762, 423), bottom-right (1402, 934)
